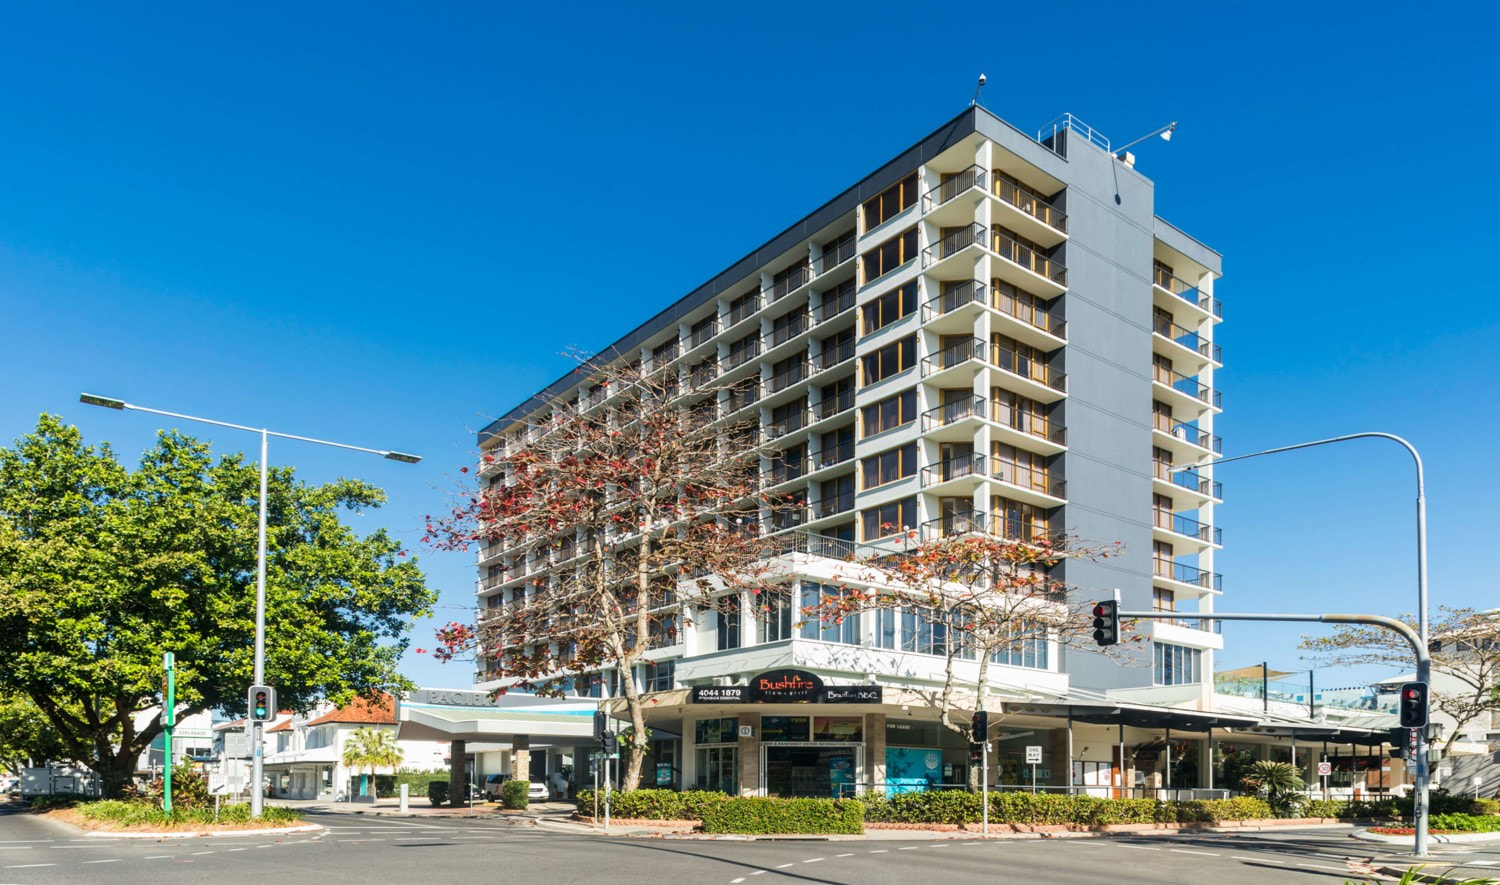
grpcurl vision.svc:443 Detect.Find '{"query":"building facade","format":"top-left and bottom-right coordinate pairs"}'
top-left (470, 107), bottom-right (1358, 800)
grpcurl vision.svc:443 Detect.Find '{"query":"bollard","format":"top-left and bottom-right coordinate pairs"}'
top-left (399, 783), bottom-right (408, 813)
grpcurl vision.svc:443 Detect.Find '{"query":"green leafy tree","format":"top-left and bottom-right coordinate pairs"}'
top-left (0, 415), bottom-right (435, 798)
top-left (0, 693), bottom-right (69, 774)
top-left (341, 727), bottom-right (404, 799)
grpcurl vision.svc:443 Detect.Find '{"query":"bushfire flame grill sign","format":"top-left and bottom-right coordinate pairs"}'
top-left (689, 670), bottom-right (883, 704)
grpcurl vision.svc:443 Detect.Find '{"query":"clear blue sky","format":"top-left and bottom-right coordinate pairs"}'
top-left (3, 1), bottom-right (1497, 694)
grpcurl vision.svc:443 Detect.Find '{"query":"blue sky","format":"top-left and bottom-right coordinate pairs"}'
top-left (3, 1), bottom-right (1497, 694)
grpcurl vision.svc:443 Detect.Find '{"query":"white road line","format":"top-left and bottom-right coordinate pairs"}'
top-left (776, 863), bottom-right (794, 868)
top-left (1469, 860), bottom-right (1498, 866)
top-left (836, 853), bottom-right (855, 857)
top-left (750, 871), bottom-right (767, 876)
top-left (192, 850), bottom-right (216, 855)
top-left (869, 849), bottom-right (888, 853)
top-left (0, 841), bottom-right (51, 843)
top-left (1170, 849), bottom-right (1219, 857)
top-left (898, 846), bottom-right (919, 850)
top-left (4, 864), bottom-right (55, 869)
top-left (83, 859), bottom-right (122, 864)
top-left (731, 879), bottom-right (745, 883)
top-left (1118, 845), bottom-right (1160, 850)
top-left (228, 848), bottom-right (247, 852)
top-left (803, 857), bottom-right (824, 863)
top-left (144, 855), bottom-right (172, 859)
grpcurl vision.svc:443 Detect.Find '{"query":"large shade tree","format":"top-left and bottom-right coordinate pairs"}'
top-left (426, 355), bottom-right (790, 790)
top-left (0, 415), bottom-right (435, 797)
top-left (801, 528), bottom-right (1124, 779)
top-left (1303, 606), bottom-right (1500, 755)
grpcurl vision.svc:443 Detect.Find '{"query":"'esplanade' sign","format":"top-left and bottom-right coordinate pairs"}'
top-left (689, 670), bottom-right (882, 704)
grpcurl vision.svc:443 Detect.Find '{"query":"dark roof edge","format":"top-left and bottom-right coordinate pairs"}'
top-left (1153, 215), bottom-right (1223, 275)
top-left (476, 106), bottom-right (1005, 445)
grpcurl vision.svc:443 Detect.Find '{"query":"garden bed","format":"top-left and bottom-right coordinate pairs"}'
top-left (44, 800), bottom-right (307, 834)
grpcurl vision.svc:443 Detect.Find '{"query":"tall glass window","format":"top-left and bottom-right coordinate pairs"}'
top-left (757, 591), bottom-right (793, 643)
top-left (1153, 643), bottom-right (1201, 685)
top-left (799, 582), bottom-right (859, 644)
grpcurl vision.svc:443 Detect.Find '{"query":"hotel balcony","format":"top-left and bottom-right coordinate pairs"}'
top-left (1153, 508), bottom-right (1222, 552)
top-left (814, 238), bottom-right (857, 278)
top-left (810, 339), bottom-right (856, 375)
top-left (688, 318), bottom-right (720, 351)
top-left (1151, 412), bottom-right (1222, 456)
top-left (921, 337), bottom-right (1066, 402)
top-left (765, 407), bottom-right (812, 441)
top-left (1153, 557), bottom-right (1223, 594)
top-left (920, 279), bottom-right (1066, 349)
top-left (767, 360), bottom-right (812, 394)
top-left (1152, 315), bottom-right (1221, 371)
top-left (1152, 364), bottom-right (1221, 414)
top-left (769, 313), bottom-right (811, 348)
top-left (1152, 461), bottom-right (1223, 508)
top-left (919, 454), bottom-right (1065, 507)
top-left (919, 509), bottom-right (1050, 543)
top-left (725, 294), bottom-right (764, 330)
top-left (1153, 267), bottom-right (1222, 322)
top-left (991, 175), bottom-right (1067, 246)
top-left (814, 286), bottom-right (856, 326)
top-left (920, 396), bottom-right (1068, 453)
top-left (766, 265), bottom-right (812, 303)
top-left (723, 340), bottom-right (762, 372)
top-left (762, 455), bottom-right (809, 489)
top-left (813, 492), bottom-right (856, 520)
top-left (811, 388), bottom-right (855, 423)
top-left (923, 225), bottom-right (1066, 297)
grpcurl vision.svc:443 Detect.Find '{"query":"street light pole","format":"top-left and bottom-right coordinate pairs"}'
top-left (79, 394), bottom-right (420, 817)
top-left (1182, 431), bottom-right (1430, 855)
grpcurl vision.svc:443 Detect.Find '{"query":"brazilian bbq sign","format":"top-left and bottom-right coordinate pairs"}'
top-left (690, 669), bottom-right (882, 704)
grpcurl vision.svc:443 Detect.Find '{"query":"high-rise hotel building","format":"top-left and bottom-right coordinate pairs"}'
top-left (474, 107), bottom-right (1230, 796)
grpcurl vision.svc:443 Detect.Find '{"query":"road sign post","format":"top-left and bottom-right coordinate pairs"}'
top-left (162, 652), bottom-right (175, 816)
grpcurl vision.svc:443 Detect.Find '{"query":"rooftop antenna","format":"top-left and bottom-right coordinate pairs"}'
top-left (970, 73), bottom-right (986, 108)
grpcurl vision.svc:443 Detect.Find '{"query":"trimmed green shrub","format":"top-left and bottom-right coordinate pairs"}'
top-left (427, 781), bottom-right (448, 807)
top-left (1301, 799), bottom-right (1344, 818)
top-left (1473, 798), bottom-right (1500, 816)
top-left (864, 791), bottom-right (1271, 827)
top-left (702, 797), bottom-right (864, 835)
top-left (375, 771), bottom-right (452, 797)
top-left (574, 789), bottom-right (730, 820)
top-left (77, 800), bottom-right (301, 827)
top-left (1429, 813), bottom-right (1500, 833)
top-left (500, 778), bottom-right (528, 810)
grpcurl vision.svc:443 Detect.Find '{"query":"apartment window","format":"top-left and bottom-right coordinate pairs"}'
top-left (993, 389), bottom-right (1050, 437)
top-left (799, 582), bottom-right (859, 644)
top-left (716, 598), bottom-right (742, 651)
top-left (861, 282), bottom-right (918, 335)
top-left (861, 443), bottom-right (917, 489)
top-left (817, 278), bottom-right (856, 321)
top-left (818, 377), bottom-right (854, 417)
top-left (991, 623), bottom-right (1049, 670)
top-left (728, 290), bottom-right (759, 324)
top-left (862, 226), bottom-right (919, 281)
top-left (992, 443), bottom-right (1049, 492)
top-left (652, 338), bottom-right (679, 368)
top-left (757, 591), bottom-right (794, 643)
top-left (903, 607), bottom-right (951, 656)
top-left (861, 335), bottom-right (916, 386)
top-left (691, 314), bottom-right (718, 347)
top-left (817, 228), bottom-right (856, 272)
top-left (727, 332), bottom-right (760, 369)
top-left (862, 172), bottom-right (918, 231)
top-left (862, 496), bottom-right (915, 541)
top-left (770, 397), bottom-right (807, 436)
top-left (695, 745), bottom-right (737, 793)
top-left (819, 474), bottom-right (854, 516)
top-left (860, 389), bottom-right (917, 436)
top-left (643, 660), bottom-right (676, 692)
top-left (1154, 643), bottom-right (1201, 685)
top-left (816, 426), bottom-right (855, 468)
top-left (992, 279), bottom-right (1056, 331)
top-left (772, 307), bottom-right (809, 346)
top-left (992, 496), bottom-right (1048, 541)
top-left (816, 328), bottom-right (854, 369)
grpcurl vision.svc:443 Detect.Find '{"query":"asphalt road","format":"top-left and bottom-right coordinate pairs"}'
top-left (3, 803), bottom-right (1498, 884)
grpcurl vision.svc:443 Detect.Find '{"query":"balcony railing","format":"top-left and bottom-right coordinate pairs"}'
top-left (814, 493), bottom-right (855, 519)
top-left (1153, 268), bottom-right (1222, 318)
top-left (1153, 509), bottom-right (1222, 545)
top-left (1153, 462), bottom-right (1223, 499)
top-left (920, 452), bottom-right (985, 487)
top-left (768, 265), bottom-right (812, 301)
top-left (920, 509), bottom-right (1050, 542)
top-left (1153, 557), bottom-right (1223, 591)
top-left (690, 319), bottom-right (720, 349)
top-left (923, 280), bottom-right (1066, 340)
top-left (724, 382), bottom-right (761, 413)
top-left (728, 295), bottom-right (762, 326)
top-left (992, 228), bottom-right (1067, 286)
top-left (763, 456), bottom-right (808, 486)
top-left (771, 313), bottom-right (811, 347)
top-left (811, 339), bottom-right (855, 371)
top-left (1153, 365), bottom-right (1220, 408)
top-left (766, 408), bottom-right (811, 439)
top-left (815, 238), bottom-right (856, 276)
top-left (812, 441), bottom-right (855, 470)
top-left (650, 343), bottom-right (680, 368)
top-left (923, 280), bottom-right (988, 321)
top-left (924, 165), bottom-right (987, 211)
top-left (993, 343), bottom-right (1066, 392)
top-left (768, 361), bottom-right (811, 393)
top-left (922, 222), bottom-right (984, 267)
top-left (995, 286), bottom-right (1066, 339)
top-left (993, 177), bottom-right (1067, 233)
top-left (1153, 317), bottom-right (1221, 363)
top-left (992, 457), bottom-right (1066, 499)
top-left (921, 396), bottom-right (986, 431)
top-left (771, 506), bottom-right (809, 532)
top-left (688, 363), bottom-right (718, 389)
top-left (814, 389), bottom-right (854, 420)
top-left (922, 337), bottom-right (985, 376)
top-left (815, 286), bottom-right (856, 323)
top-left (1152, 414), bottom-right (1222, 453)
top-left (724, 341), bottom-right (761, 370)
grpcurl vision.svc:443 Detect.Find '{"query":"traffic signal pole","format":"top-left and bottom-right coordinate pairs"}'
top-left (1111, 608), bottom-right (1432, 856)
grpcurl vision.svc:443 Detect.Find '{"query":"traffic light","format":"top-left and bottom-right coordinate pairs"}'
top-left (248, 685), bottom-right (276, 723)
top-left (1388, 726), bottom-right (1408, 758)
top-left (1091, 600), bottom-right (1119, 646)
top-left (1398, 682), bottom-right (1428, 729)
top-left (971, 710), bottom-right (988, 741)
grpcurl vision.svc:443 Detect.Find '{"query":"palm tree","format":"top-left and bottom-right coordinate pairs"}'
top-left (341, 727), bottom-right (404, 800)
top-left (1240, 760), bottom-right (1305, 817)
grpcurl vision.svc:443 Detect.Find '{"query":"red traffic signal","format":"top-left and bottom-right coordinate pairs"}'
top-left (1398, 681), bottom-right (1428, 728)
top-left (1091, 600), bottom-right (1119, 646)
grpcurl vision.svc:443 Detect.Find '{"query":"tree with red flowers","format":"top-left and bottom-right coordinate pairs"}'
top-left (801, 528), bottom-right (1122, 779)
top-left (425, 354), bottom-right (791, 790)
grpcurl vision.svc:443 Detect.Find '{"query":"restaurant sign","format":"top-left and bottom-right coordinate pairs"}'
top-left (690, 670), bottom-right (883, 704)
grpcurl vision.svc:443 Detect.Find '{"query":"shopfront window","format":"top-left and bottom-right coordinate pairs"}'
top-left (812, 717), bottom-right (863, 741)
top-left (694, 717), bottom-right (739, 744)
top-left (695, 746), bottom-right (737, 793)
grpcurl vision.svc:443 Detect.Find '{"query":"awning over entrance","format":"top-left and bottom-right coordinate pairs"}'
top-left (395, 689), bottom-right (597, 746)
top-left (1009, 700), bottom-right (1262, 732)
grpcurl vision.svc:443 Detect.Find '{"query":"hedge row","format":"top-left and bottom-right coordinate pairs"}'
top-left (863, 792), bottom-right (1272, 826)
top-left (78, 800), bottom-right (302, 827)
top-left (575, 789), bottom-right (730, 821)
top-left (702, 797), bottom-right (864, 835)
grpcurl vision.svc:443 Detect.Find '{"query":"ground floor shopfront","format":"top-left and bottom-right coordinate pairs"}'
top-left (611, 685), bottom-right (1395, 800)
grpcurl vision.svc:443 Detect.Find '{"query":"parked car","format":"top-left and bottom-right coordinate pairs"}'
top-left (527, 780), bottom-right (548, 802)
top-left (482, 773), bottom-right (511, 800)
